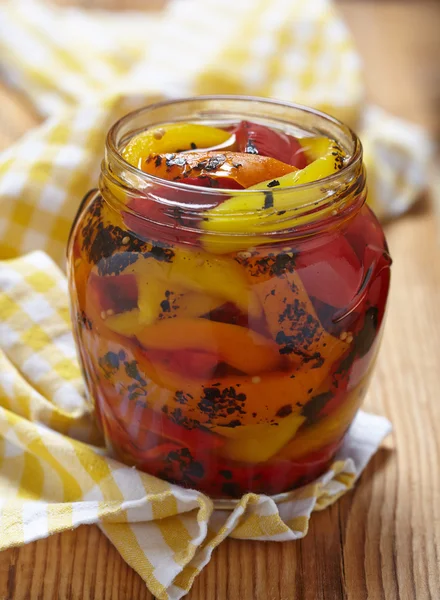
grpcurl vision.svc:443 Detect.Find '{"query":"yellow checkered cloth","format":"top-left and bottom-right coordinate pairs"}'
top-left (0, 251), bottom-right (391, 600)
top-left (0, 0), bottom-right (405, 596)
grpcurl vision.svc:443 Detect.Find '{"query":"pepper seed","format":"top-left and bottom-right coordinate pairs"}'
top-left (152, 128), bottom-right (165, 140)
top-left (121, 236), bottom-right (130, 245)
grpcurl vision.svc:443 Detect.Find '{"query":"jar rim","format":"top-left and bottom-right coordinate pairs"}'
top-left (106, 95), bottom-right (363, 197)
top-left (102, 96), bottom-right (365, 244)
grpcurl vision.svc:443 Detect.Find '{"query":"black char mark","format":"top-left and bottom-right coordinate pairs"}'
top-left (197, 386), bottom-right (247, 424)
top-left (301, 391), bottom-right (333, 424)
top-left (236, 252), bottom-right (296, 278)
top-left (195, 154), bottom-right (227, 172)
top-left (159, 447), bottom-right (205, 488)
top-left (276, 404), bottom-right (293, 418)
top-left (267, 179), bottom-right (280, 188)
top-left (275, 300), bottom-right (322, 358)
top-left (263, 191), bottom-right (274, 209)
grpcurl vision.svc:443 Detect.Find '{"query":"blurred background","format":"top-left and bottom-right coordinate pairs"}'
top-left (0, 0), bottom-right (438, 154)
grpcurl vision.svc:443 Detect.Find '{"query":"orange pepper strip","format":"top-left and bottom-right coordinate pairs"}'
top-left (252, 267), bottom-right (349, 364)
top-left (69, 255), bottom-right (93, 316)
top-left (136, 318), bottom-right (282, 376)
top-left (141, 358), bottom-right (334, 427)
top-left (142, 151), bottom-right (297, 188)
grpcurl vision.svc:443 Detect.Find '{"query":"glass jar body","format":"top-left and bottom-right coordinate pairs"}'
top-left (67, 98), bottom-right (391, 498)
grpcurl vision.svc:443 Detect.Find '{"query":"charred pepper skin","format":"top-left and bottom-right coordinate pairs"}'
top-left (68, 115), bottom-right (390, 498)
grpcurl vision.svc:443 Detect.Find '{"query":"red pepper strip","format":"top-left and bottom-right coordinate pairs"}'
top-left (99, 402), bottom-right (165, 465)
top-left (345, 205), bottom-right (389, 261)
top-left (234, 120), bottom-right (308, 169)
top-left (151, 348), bottom-right (219, 380)
top-left (143, 408), bottom-right (224, 450)
top-left (294, 233), bottom-right (362, 309)
top-left (103, 386), bottom-right (225, 452)
top-left (100, 396), bottom-right (218, 470)
top-left (135, 437), bottom-right (343, 497)
top-left (87, 272), bottom-right (138, 314)
top-left (138, 443), bottom-right (185, 462)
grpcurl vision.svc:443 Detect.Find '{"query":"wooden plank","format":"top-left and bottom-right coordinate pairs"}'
top-left (0, 1), bottom-right (439, 599)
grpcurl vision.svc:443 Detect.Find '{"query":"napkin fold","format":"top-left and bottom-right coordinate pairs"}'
top-left (0, 251), bottom-right (391, 600)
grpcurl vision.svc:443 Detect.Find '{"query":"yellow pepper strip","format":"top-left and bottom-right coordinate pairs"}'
top-left (136, 318), bottom-right (283, 376)
top-left (214, 412), bottom-right (306, 463)
top-left (253, 269), bottom-right (349, 363)
top-left (104, 291), bottom-right (224, 336)
top-left (298, 136), bottom-right (335, 161)
top-left (137, 277), bottom-right (179, 325)
top-left (126, 248), bottom-right (261, 318)
top-left (165, 291), bottom-right (223, 320)
top-left (276, 380), bottom-right (368, 461)
top-left (104, 309), bottom-right (143, 336)
top-left (201, 137), bottom-right (346, 254)
top-left (122, 124), bottom-right (232, 169)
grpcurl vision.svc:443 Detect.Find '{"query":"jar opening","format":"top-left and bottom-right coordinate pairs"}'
top-left (102, 96), bottom-right (365, 243)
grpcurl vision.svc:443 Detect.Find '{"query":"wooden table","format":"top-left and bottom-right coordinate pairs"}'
top-left (0, 1), bottom-right (439, 598)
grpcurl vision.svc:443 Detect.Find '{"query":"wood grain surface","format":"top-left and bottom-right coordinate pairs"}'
top-left (0, 1), bottom-right (439, 599)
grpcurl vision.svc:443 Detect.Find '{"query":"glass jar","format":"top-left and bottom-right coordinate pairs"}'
top-left (67, 96), bottom-right (391, 499)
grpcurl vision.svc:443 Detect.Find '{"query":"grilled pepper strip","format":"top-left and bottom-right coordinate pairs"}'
top-left (137, 318), bottom-right (283, 376)
top-left (201, 137), bottom-right (346, 253)
top-left (143, 151), bottom-right (297, 188)
top-left (125, 248), bottom-right (261, 318)
top-left (253, 269), bottom-right (349, 364)
top-left (107, 401), bottom-right (225, 452)
top-left (143, 359), bottom-right (337, 427)
top-left (276, 379), bottom-right (367, 461)
top-left (214, 412), bottom-right (306, 463)
top-left (122, 124), bottom-right (232, 169)
top-left (235, 251), bottom-right (349, 364)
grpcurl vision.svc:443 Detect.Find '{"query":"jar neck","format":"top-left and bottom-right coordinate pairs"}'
top-left (100, 96), bottom-right (366, 245)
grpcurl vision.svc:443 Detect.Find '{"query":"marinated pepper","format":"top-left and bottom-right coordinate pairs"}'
top-left (122, 123), bottom-right (233, 168)
top-left (142, 151), bottom-right (297, 188)
top-left (69, 107), bottom-right (390, 499)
